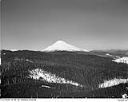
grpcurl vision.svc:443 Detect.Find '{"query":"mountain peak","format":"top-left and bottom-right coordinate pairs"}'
top-left (54, 40), bottom-right (68, 45)
top-left (42, 40), bottom-right (89, 52)
top-left (55, 40), bottom-right (66, 43)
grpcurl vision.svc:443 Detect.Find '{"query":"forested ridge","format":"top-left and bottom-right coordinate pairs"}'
top-left (1, 50), bottom-right (128, 98)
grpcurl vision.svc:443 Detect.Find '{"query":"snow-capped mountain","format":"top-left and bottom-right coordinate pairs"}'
top-left (42, 40), bottom-right (89, 52)
top-left (113, 57), bottom-right (128, 64)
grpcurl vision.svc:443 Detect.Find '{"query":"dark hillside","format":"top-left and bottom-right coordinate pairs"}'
top-left (91, 50), bottom-right (128, 57)
top-left (1, 50), bottom-right (128, 98)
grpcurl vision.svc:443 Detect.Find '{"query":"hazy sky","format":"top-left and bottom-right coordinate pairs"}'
top-left (1, 0), bottom-right (128, 51)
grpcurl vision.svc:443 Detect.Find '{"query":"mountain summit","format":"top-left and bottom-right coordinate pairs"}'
top-left (42, 40), bottom-right (89, 52)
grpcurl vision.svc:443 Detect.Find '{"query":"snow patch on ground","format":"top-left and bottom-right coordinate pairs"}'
top-left (122, 93), bottom-right (128, 98)
top-left (106, 53), bottom-right (112, 56)
top-left (99, 78), bottom-right (128, 88)
top-left (112, 57), bottom-right (128, 64)
top-left (25, 59), bottom-right (33, 63)
top-left (28, 68), bottom-right (83, 87)
top-left (0, 58), bottom-right (1, 65)
top-left (41, 85), bottom-right (51, 88)
top-left (3, 53), bottom-right (6, 55)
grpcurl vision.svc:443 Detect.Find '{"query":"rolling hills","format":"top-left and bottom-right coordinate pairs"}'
top-left (1, 49), bottom-right (128, 98)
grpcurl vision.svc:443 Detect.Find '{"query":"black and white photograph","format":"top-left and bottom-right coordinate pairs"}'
top-left (1, 0), bottom-right (128, 100)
